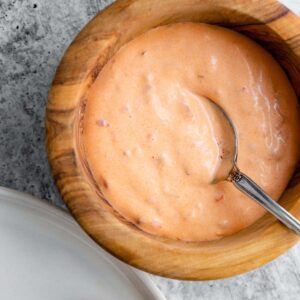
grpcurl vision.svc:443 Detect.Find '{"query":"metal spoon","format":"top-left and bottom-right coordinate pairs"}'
top-left (204, 97), bottom-right (300, 235)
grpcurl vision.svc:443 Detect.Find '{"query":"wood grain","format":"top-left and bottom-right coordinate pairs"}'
top-left (46, 0), bottom-right (300, 280)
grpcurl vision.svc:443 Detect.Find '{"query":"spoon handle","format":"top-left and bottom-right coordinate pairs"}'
top-left (229, 167), bottom-right (300, 235)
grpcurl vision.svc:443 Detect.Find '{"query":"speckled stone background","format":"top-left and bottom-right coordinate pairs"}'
top-left (1, 0), bottom-right (300, 299)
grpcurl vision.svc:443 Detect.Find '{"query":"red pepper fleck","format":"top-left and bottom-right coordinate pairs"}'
top-left (215, 195), bottom-right (224, 202)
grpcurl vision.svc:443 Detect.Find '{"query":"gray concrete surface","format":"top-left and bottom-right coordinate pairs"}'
top-left (0, 0), bottom-right (300, 299)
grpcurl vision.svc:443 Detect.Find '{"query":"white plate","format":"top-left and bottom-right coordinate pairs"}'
top-left (280, 0), bottom-right (300, 15)
top-left (0, 187), bottom-right (165, 300)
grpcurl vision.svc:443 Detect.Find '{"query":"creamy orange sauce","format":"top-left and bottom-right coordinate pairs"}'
top-left (82, 23), bottom-right (300, 241)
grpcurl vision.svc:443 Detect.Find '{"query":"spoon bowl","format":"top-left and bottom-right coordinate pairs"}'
top-left (200, 97), bottom-right (239, 182)
top-left (203, 97), bottom-right (300, 235)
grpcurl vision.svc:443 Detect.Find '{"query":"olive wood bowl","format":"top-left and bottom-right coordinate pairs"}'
top-left (46, 0), bottom-right (300, 280)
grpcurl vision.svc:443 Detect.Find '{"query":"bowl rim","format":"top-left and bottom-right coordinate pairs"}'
top-left (46, 0), bottom-right (300, 280)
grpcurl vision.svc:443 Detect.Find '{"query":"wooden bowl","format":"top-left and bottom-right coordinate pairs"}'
top-left (46, 0), bottom-right (300, 280)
